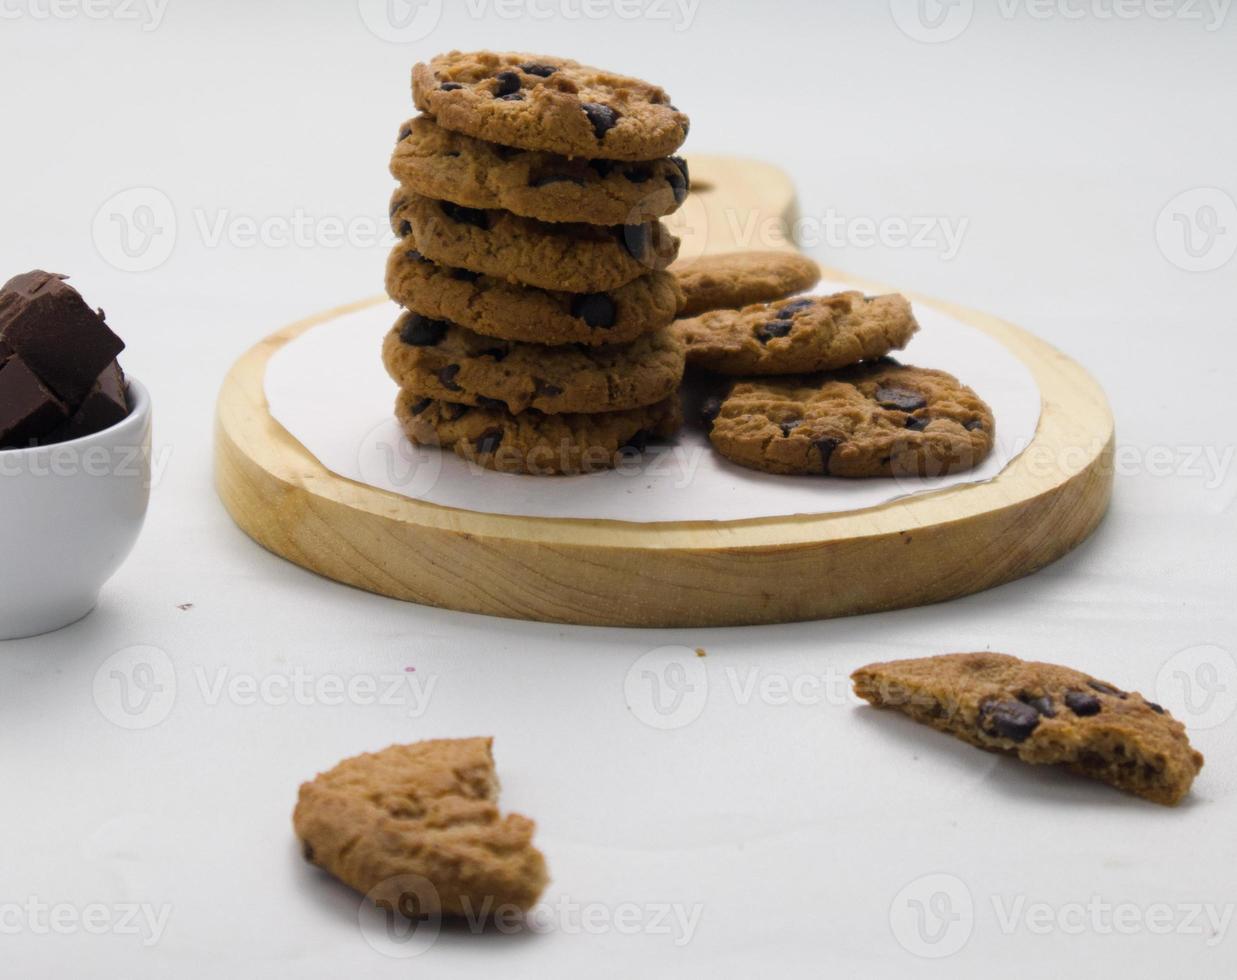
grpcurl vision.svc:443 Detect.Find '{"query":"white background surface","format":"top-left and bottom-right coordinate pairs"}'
top-left (2, 2), bottom-right (1236, 977)
top-left (263, 283), bottom-right (1042, 520)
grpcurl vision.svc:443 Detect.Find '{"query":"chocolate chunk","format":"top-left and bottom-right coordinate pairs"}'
top-left (667, 156), bottom-right (690, 204)
top-left (875, 386), bottom-right (928, 413)
top-left (398, 125), bottom-right (412, 142)
top-left (619, 224), bottom-right (649, 261)
top-left (1088, 681), bottom-right (1128, 699)
top-left (408, 397), bottom-right (432, 416)
top-left (0, 271), bottom-right (125, 405)
top-left (964, 419), bottom-right (985, 432)
top-left (475, 397), bottom-right (507, 412)
top-left (439, 82), bottom-right (463, 91)
top-left (520, 63), bottom-right (557, 77)
top-left (399, 314), bottom-right (449, 347)
top-left (775, 298), bottom-right (814, 318)
top-left (442, 403), bottom-right (470, 421)
top-left (0, 354), bottom-right (68, 448)
top-left (905, 417), bottom-right (929, 432)
top-left (439, 202), bottom-right (489, 230)
top-left (398, 220), bottom-right (412, 238)
top-left (570, 293), bottom-right (617, 329)
top-left (1017, 692), bottom-right (1057, 718)
top-left (780, 419), bottom-right (801, 437)
top-left (405, 249), bottom-right (432, 264)
top-left (437, 365), bottom-right (462, 391)
top-left (624, 167), bottom-right (653, 184)
top-left (700, 396), bottom-right (722, 431)
top-left (450, 268), bottom-right (481, 283)
top-left (756, 320), bottom-right (794, 343)
top-left (1065, 691), bottom-right (1102, 717)
top-left (816, 437), bottom-right (841, 474)
top-left (589, 159), bottom-right (615, 178)
top-left (493, 70), bottom-right (521, 97)
top-left (530, 173), bottom-right (586, 189)
top-left (582, 102), bottom-right (619, 139)
top-left (534, 379), bottom-right (564, 398)
top-left (475, 429), bottom-right (503, 454)
top-left (1148, 701), bottom-right (1166, 715)
top-left (980, 699), bottom-right (1041, 742)
top-left (497, 93), bottom-right (525, 102)
top-left (40, 361), bottom-right (129, 444)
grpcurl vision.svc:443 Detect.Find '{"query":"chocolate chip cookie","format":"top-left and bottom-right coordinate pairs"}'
top-left (293, 738), bottom-right (549, 916)
top-left (396, 390), bottom-right (682, 476)
top-left (385, 247), bottom-right (682, 346)
top-left (673, 250), bottom-right (822, 318)
top-left (706, 363), bottom-right (994, 477)
top-left (413, 51), bottom-right (690, 162)
top-left (676, 291), bottom-right (919, 375)
top-left (392, 190), bottom-right (680, 293)
top-left (383, 316), bottom-right (684, 414)
top-left (392, 115), bottom-right (689, 225)
top-left (852, 653), bottom-right (1204, 806)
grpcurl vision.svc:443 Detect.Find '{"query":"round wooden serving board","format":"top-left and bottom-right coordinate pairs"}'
top-left (214, 156), bottom-right (1114, 628)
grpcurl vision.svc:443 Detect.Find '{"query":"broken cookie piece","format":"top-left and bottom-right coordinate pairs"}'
top-left (852, 652), bottom-right (1204, 806)
top-left (293, 738), bottom-right (548, 917)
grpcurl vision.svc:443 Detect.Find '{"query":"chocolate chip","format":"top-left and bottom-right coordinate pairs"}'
top-left (816, 437), bottom-right (841, 474)
top-left (756, 320), bottom-right (794, 343)
top-left (399, 314), bottom-right (449, 347)
top-left (780, 419), bottom-right (801, 437)
top-left (875, 386), bottom-right (928, 413)
top-left (530, 173), bottom-right (586, 189)
top-left (397, 220), bottom-right (412, 238)
top-left (1147, 701), bottom-right (1166, 715)
top-left (521, 63), bottom-right (557, 77)
top-left (450, 268), bottom-right (481, 282)
top-left (443, 403), bottom-right (470, 421)
top-left (479, 347), bottom-right (508, 362)
top-left (398, 125), bottom-right (412, 142)
top-left (964, 419), bottom-right (985, 432)
top-left (570, 293), bottom-right (617, 328)
top-left (980, 699), bottom-right (1041, 742)
top-left (1065, 691), bottom-right (1102, 717)
top-left (494, 70), bottom-right (521, 97)
top-left (624, 167), bottom-right (653, 184)
top-left (437, 365), bottom-right (462, 391)
top-left (440, 201), bottom-right (489, 230)
top-left (619, 224), bottom-right (649, 261)
top-left (700, 396), bottom-right (722, 431)
top-left (405, 249), bottom-right (432, 264)
top-left (776, 298), bottom-right (814, 317)
top-left (905, 417), bottom-right (929, 432)
top-left (534, 379), bottom-right (563, 398)
top-left (497, 93), bottom-right (525, 102)
top-left (408, 397), bottom-right (432, 416)
top-left (1088, 680), bottom-right (1128, 699)
top-left (475, 429), bottom-right (503, 454)
top-left (667, 156), bottom-right (690, 204)
top-left (589, 159), bottom-right (615, 178)
top-left (1017, 692), bottom-right (1057, 718)
top-left (582, 102), bottom-right (619, 139)
top-left (439, 82), bottom-right (463, 91)
top-left (475, 397), bottom-right (507, 412)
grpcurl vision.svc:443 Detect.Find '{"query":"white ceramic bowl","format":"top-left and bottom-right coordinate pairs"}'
top-left (0, 378), bottom-right (151, 640)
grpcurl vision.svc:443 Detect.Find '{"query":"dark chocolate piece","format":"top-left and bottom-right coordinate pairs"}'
top-left (0, 354), bottom-right (68, 448)
top-left (0, 271), bottom-right (125, 405)
top-left (39, 361), bottom-right (129, 444)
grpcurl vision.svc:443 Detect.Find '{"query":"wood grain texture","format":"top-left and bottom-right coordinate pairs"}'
top-left (213, 155), bottom-right (1114, 627)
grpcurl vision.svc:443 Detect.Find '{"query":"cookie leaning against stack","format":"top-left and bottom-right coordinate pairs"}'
top-left (384, 51), bottom-right (692, 476)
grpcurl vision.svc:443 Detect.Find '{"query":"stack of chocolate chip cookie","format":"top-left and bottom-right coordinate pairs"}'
top-left (383, 51), bottom-right (693, 476)
top-left (671, 256), bottom-right (997, 478)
